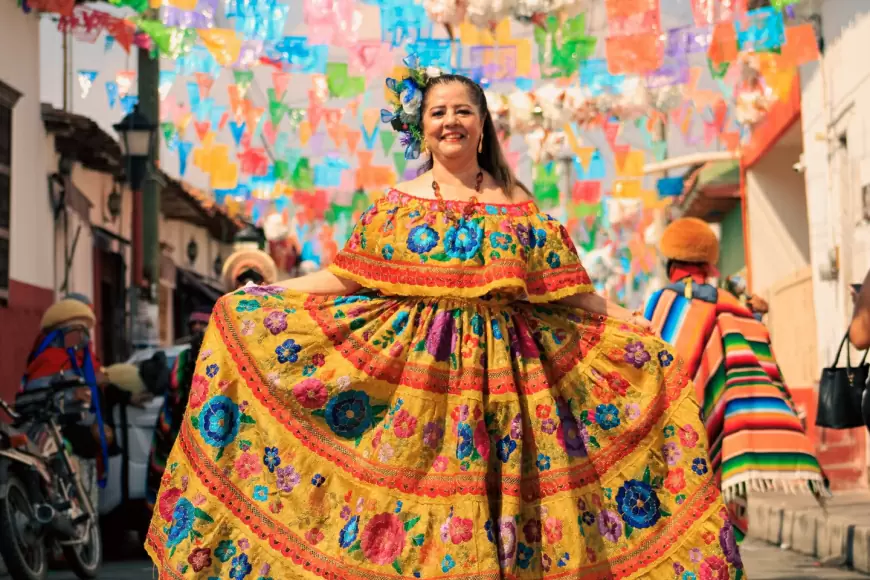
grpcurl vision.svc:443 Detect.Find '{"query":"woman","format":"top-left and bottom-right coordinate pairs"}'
top-left (146, 68), bottom-right (744, 579)
top-left (644, 218), bottom-right (826, 541)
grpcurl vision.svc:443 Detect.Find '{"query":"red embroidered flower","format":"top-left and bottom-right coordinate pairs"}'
top-left (679, 425), bottom-right (699, 448)
top-left (699, 555), bottom-right (729, 580)
top-left (158, 488), bottom-right (182, 522)
top-left (702, 531), bottom-right (717, 545)
top-left (292, 379), bottom-right (328, 410)
top-left (605, 372), bottom-right (630, 396)
top-left (449, 517), bottom-right (474, 544)
top-left (187, 547), bottom-right (211, 572)
top-left (393, 410), bottom-right (418, 438)
top-left (311, 353), bottom-right (326, 367)
top-left (189, 375), bottom-right (208, 408)
top-left (535, 404), bottom-right (552, 419)
top-left (585, 546), bottom-right (597, 563)
top-left (664, 468), bottom-right (686, 494)
top-left (306, 528), bottom-right (324, 545)
top-left (360, 513), bottom-right (406, 565)
top-left (591, 382), bottom-right (615, 404)
top-left (473, 420), bottom-right (490, 460)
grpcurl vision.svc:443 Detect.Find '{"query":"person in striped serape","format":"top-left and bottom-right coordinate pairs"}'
top-left (643, 217), bottom-right (828, 541)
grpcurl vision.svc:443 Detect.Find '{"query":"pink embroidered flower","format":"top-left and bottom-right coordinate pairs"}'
top-left (238, 538), bottom-right (250, 550)
top-left (360, 513), bottom-right (406, 565)
top-left (306, 528), bottom-right (324, 545)
top-left (235, 453), bottom-right (262, 479)
top-left (263, 311), bottom-right (288, 335)
top-left (473, 421), bottom-right (490, 460)
top-left (158, 488), bottom-right (182, 521)
top-left (199, 349), bottom-right (212, 361)
top-left (189, 375), bottom-right (208, 408)
top-left (433, 455), bottom-right (448, 472)
top-left (389, 342), bottom-right (404, 357)
top-left (377, 442), bottom-right (395, 463)
top-left (218, 379), bottom-right (232, 392)
top-left (544, 517), bottom-right (563, 543)
top-left (699, 555), bottom-right (729, 580)
top-left (192, 493), bottom-right (206, 506)
top-left (451, 405), bottom-right (469, 422)
top-left (311, 353), bottom-right (325, 367)
top-left (422, 422), bottom-right (443, 448)
top-left (624, 402), bottom-right (641, 420)
top-left (679, 424), bottom-right (699, 448)
top-left (241, 320), bottom-right (255, 336)
top-left (292, 379), bottom-right (328, 409)
top-left (690, 548), bottom-right (703, 563)
top-left (448, 517), bottom-right (473, 544)
top-left (392, 410), bottom-right (417, 438)
top-left (662, 441), bottom-right (682, 465)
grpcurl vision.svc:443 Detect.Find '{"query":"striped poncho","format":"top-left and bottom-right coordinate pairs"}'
top-left (644, 281), bottom-right (827, 540)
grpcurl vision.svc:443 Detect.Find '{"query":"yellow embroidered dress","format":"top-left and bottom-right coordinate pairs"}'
top-left (146, 189), bottom-right (745, 580)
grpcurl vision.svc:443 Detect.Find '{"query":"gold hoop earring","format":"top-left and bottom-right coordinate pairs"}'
top-left (478, 137), bottom-right (483, 154)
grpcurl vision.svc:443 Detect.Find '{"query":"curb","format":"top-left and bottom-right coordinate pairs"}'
top-left (748, 497), bottom-right (870, 573)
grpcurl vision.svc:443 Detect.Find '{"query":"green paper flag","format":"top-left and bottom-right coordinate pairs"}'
top-left (393, 152), bottom-right (407, 176)
top-left (342, 76), bottom-right (366, 98)
top-left (234, 70), bottom-right (254, 97)
top-left (326, 62), bottom-right (349, 98)
top-left (292, 158), bottom-right (314, 190)
top-left (161, 121), bottom-right (175, 143)
top-left (379, 130), bottom-right (396, 155)
top-left (274, 160), bottom-right (290, 182)
top-left (268, 95), bottom-right (287, 125)
top-left (533, 163), bottom-right (560, 209)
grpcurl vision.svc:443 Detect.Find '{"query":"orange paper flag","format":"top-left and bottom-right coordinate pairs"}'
top-left (616, 149), bottom-right (645, 177)
top-left (362, 109), bottom-right (380, 134)
top-left (708, 22), bottom-right (738, 65)
top-left (606, 32), bottom-right (663, 74)
top-left (345, 129), bottom-right (361, 155)
top-left (194, 72), bottom-right (213, 100)
top-left (272, 71), bottom-right (292, 100)
top-left (198, 29), bottom-right (242, 67)
top-left (298, 120), bottom-right (312, 146)
top-left (782, 24), bottom-right (820, 66)
top-left (605, 0), bottom-right (657, 20)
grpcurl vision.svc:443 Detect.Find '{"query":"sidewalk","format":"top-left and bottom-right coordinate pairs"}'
top-left (748, 490), bottom-right (870, 574)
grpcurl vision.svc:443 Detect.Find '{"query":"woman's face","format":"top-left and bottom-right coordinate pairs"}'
top-left (422, 82), bottom-right (484, 164)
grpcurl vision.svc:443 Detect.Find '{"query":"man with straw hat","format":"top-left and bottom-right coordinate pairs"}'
top-left (643, 217), bottom-right (827, 541)
top-left (221, 225), bottom-right (279, 291)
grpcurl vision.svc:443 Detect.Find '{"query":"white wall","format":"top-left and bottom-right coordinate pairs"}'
top-left (2, 0), bottom-right (53, 291)
top-left (800, 2), bottom-right (870, 371)
top-left (746, 144), bottom-right (811, 297)
top-left (159, 217), bottom-right (229, 286)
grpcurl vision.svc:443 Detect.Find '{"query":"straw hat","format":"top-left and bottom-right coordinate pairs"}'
top-left (660, 217), bottom-right (720, 265)
top-left (41, 299), bottom-right (96, 330)
top-left (221, 249), bottom-right (278, 291)
top-left (103, 363), bottom-right (146, 394)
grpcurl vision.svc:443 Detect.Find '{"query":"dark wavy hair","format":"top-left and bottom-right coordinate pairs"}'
top-left (418, 74), bottom-right (531, 197)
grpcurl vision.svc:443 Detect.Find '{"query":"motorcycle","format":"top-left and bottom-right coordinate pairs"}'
top-left (0, 377), bottom-right (102, 580)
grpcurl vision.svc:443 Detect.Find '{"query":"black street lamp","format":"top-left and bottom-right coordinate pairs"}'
top-left (113, 105), bottom-right (156, 192)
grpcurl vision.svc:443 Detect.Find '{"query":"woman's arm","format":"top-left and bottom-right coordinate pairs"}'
top-left (558, 292), bottom-right (652, 329)
top-left (276, 269), bottom-right (362, 295)
top-left (850, 270), bottom-right (870, 349)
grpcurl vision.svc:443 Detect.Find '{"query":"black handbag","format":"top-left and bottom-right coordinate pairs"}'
top-left (816, 333), bottom-right (869, 429)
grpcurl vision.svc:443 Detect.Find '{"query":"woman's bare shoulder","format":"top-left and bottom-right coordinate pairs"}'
top-left (393, 174), bottom-right (435, 199)
top-left (508, 183), bottom-right (535, 203)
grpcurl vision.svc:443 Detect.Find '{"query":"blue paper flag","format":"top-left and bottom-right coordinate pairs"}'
top-left (229, 121), bottom-right (246, 146)
top-left (178, 140), bottom-right (193, 176)
top-left (656, 176), bottom-right (684, 198)
top-left (120, 95), bottom-right (138, 115)
top-left (187, 81), bottom-right (201, 109)
top-left (104, 35), bottom-right (115, 52)
top-left (105, 81), bottom-right (119, 109)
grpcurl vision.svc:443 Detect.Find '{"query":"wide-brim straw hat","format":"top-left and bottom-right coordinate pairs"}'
top-left (41, 299), bottom-right (96, 330)
top-left (221, 249), bottom-right (278, 291)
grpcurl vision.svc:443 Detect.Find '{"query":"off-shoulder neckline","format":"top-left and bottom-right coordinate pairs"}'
top-left (385, 188), bottom-right (539, 214)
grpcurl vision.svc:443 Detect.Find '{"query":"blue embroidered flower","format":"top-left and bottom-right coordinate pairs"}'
top-left (407, 224), bottom-right (439, 254)
top-left (595, 404), bottom-right (621, 430)
top-left (311, 474), bottom-right (326, 487)
top-left (489, 232), bottom-right (511, 249)
top-left (484, 520), bottom-right (496, 543)
top-left (339, 515), bottom-right (359, 548)
top-left (533, 228), bottom-right (547, 248)
top-left (206, 364), bottom-right (219, 378)
top-left (456, 422), bottom-right (473, 460)
top-left (382, 244), bottom-right (394, 260)
top-left (198, 396), bottom-right (240, 448)
top-left (324, 390), bottom-right (373, 439)
top-left (470, 314), bottom-right (484, 336)
top-left (441, 555), bottom-right (456, 573)
top-left (536, 453), bottom-right (551, 471)
top-left (546, 251), bottom-right (561, 269)
top-left (496, 435), bottom-right (517, 463)
top-left (302, 364), bottom-right (317, 377)
top-left (230, 553), bottom-right (253, 580)
top-left (517, 543), bottom-right (534, 569)
top-left (263, 447), bottom-right (281, 472)
top-left (392, 311), bottom-right (410, 335)
top-left (236, 299), bottom-right (260, 313)
top-left (692, 458), bottom-right (708, 476)
top-left (409, 210), bottom-right (421, 218)
top-left (215, 539), bottom-right (236, 562)
top-left (165, 498), bottom-right (195, 548)
top-left (335, 295), bottom-right (372, 306)
top-left (491, 319), bottom-right (503, 340)
top-left (444, 219), bottom-right (483, 260)
top-left (616, 479), bottom-right (661, 529)
top-left (657, 350), bottom-right (674, 367)
top-left (682, 572), bottom-right (697, 580)
top-left (276, 339), bottom-right (302, 364)
top-left (252, 485), bottom-right (268, 502)
top-left (582, 511), bottom-right (596, 525)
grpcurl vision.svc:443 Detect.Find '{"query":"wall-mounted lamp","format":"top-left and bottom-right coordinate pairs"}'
top-left (187, 238), bottom-right (199, 266)
top-left (107, 178), bottom-right (123, 221)
top-left (47, 155), bottom-right (75, 221)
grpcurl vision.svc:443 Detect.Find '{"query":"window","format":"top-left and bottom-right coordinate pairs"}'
top-left (0, 80), bottom-right (21, 307)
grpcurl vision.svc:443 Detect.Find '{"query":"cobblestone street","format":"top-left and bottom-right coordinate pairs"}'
top-left (38, 538), bottom-right (870, 579)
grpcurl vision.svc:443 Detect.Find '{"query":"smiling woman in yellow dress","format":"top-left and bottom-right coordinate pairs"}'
top-left (145, 59), bottom-right (745, 579)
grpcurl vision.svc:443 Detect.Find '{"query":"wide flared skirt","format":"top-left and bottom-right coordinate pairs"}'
top-left (145, 288), bottom-right (745, 579)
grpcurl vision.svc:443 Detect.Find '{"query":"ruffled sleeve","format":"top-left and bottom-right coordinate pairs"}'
top-left (522, 215), bottom-right (595, 303)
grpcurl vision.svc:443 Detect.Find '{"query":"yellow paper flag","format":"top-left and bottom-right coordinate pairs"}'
top-left (298, 120), bottom-right (312, 146)
top-left (197, 29), bottom-right (242, 67)
top-left (616, 150), bottom-right (645, 177)
top-left (362, 109), bottom-right (380, 134)
top-left (574, 147), bottom-right (595, 172)
top-left (611, 180), bottom-right (642, 198)
top-left (210, 161), bottom-right (239, 190)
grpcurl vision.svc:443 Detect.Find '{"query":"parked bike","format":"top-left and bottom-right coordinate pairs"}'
top-left (0, 377), bottom-right (102, 580)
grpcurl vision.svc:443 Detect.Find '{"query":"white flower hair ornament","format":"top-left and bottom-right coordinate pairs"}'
top-left (381, 55), bottom-right (444, 161)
